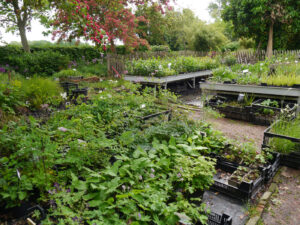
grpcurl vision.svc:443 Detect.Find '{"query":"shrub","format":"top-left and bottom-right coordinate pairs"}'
top-left (223, 55), bottom-right (237, 66)
top-left (151, 45), bottom-right (171, 52)
top-left (22, 77), bottom-right (62, 109)
top-left (7, 51), bottom-right (69, 77)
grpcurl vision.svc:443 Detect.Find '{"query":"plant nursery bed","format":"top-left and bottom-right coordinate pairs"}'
top-left (124, 70), bottom-right (212, 89)
top-left (207, 97), bottom-right (251, 122)
top-left (211, 161), bottom-right (264, 200)
top-left (251, 99), bottom-right (297, 126)
top-left (263, 120), bottom-right (300, 169)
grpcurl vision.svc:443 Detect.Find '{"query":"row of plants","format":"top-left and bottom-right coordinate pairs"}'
top-left (210, 55), bottom-right (299, 87)
top-left (0, 79), bottom-right (272, 224)
top-left (125, 56), bottom-right (220, 77)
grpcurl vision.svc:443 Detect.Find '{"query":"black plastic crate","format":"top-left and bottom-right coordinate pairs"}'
top-left (211, 161), bottom-right (264, 200)
top-left (60, 82), bottom-right (79, 96)
top-left (251, 99), bottom-right (297, 126)
top-left (208, 102), bottom-right (251, 122)
top-left (208, 212), bottom-right (232, 225)
top-left (263, 120), bottom-right (300, 169)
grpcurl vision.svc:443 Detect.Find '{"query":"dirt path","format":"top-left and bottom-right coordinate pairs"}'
top-left (261, 167), bottom-right (300, 225)
top-left (189, 111), bottom-right (267, 149)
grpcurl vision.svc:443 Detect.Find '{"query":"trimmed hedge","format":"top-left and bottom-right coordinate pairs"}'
top-left (6, 51), bottom-right (70, 77)
top-left (0, 45), bottom-right (102, 64)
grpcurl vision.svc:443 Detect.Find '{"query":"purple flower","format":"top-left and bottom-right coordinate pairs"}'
top-left (58, 127), bottom-right (68, 132)
top-left (66, 188), bottom-right (71, 193)
top-left (238, 151), bottom-right (241, 155)
top-left (151, 168), bottom-right (155, 173)
top-left (54, 182), bottom-right (60, 188)
top-left (138, 212), bottom-right (141, 219)
top-left (92, 58), bottom-right (97, 63)
top-left (177, 173), bottom-right (181, 178)
top-left (48, 189), bottom-right (55, 195)
top-left (122, 185), bottom-right (126, 191)
top-left (0, 67), bottom-right (5, 73)
top-left (72, 217), bottom-right (78, 221)
top-left (179, 167), bottom-right (183, 172)
top-left (139, 175), bottom-right (143, 180)
top-left (123, 70), bottom-right (128, 75)
top-left (150, 173), bottom-right (155, 178)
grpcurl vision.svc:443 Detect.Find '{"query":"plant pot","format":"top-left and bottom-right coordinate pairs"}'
top-left (260, 83), bottom-right (267, 86)
top-left (292, 84), bottom-right (300, 88)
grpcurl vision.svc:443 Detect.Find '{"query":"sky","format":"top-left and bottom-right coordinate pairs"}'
top-left (0, 0), bottom-right (214, 44)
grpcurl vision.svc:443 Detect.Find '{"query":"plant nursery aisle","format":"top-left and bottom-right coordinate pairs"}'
top-left (188, 110), bottom-right (267, 149)
top-left (261, 167), bottom-right (300, 225)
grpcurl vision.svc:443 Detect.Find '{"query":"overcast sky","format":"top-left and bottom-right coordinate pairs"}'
top-left (0, 0), bottom-right (214, 44)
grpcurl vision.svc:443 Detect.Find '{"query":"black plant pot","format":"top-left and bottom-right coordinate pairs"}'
top-left (261, 83), bottom-right (267, 86)
top-left (292, 84), bottom-right (300, 88)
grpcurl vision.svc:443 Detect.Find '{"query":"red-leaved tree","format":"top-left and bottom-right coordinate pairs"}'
top-left (51, 0), bottom-right (173, 51)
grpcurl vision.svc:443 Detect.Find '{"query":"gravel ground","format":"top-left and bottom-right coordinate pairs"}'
top-left (261, 167), bottom-right (300, 225)
top-left (189, 110), bottom-right (267, 149)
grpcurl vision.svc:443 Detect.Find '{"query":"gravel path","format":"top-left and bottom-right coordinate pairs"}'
top-left (189, 111), bottom-right (267, 149)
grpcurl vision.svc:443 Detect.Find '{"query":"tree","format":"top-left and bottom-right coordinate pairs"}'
top-left (221, 0), bottom-right (300, 56)
top-left (49, 0), bottom-right (171, 52)
top-left (0, 0), bottom-right (49, 52)
top-left (135, 3), bottom-right (167, 46)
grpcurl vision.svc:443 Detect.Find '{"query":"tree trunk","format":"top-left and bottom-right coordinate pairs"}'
top-left (266, 21), bottom-right (274, 58)
top-left (110, 39), bottom-right (116, 53)
top-left (19, 24), bottom-right (30, 52)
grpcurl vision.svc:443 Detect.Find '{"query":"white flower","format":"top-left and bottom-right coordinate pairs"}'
top-left (99, 78), bottom-right (103, 82)
top-left (98, 90), bottom-right (102, 94)
top-left (260, 63), bottom-right (263, 66)
top-left (159, 65), bottom-right (162, 70)
top-left (242, 69), bottom-right (249, 74)
top-left (285, 57), bottom-right (288, 60)
top-left (295, 61), bottom-right (298, 64)
top-left (168, 63), bottom-right (172, 69)
top-left (73, 68), bottom-right (76, 71)
top-left (25, 101), bottom-right (29, 105)
top-left (54, 78), bottom-right (59, 81)
top-left (107, 94), bottom-right (112, 98)
top-left (60, 92), bottom-right (67, 100)
top-left (77, 139), bottom-right (86, 144)
top-left (140, 104), bottom-right (146, 109)
top-left (26, 77), bottom-right (30, 80)
top-left (58, 127), bottom-right (68, 132)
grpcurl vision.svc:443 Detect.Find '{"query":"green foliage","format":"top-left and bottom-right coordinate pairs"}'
top-left (151, 45), bottom-right (171, 52)
top-left (223, 55), bottom-right (237, 66)
top-left (221, 42), bottom-right (240, 52)
top-left (126, 56), bottom-right (220, 77)
top-left (22, 77), bottom-right (62, 109)
top-left (269, 116), bottom-right (300, 154)
top-left (0, 45), bottom-right (103, 67)
top-left (6, 51), bottom-right (69, 77)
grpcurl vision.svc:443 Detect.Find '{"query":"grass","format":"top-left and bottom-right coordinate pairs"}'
top-left (269, 116), bottom-right (300, 153)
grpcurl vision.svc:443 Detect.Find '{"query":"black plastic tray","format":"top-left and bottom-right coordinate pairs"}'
top-left (208, 212), bottom-right (232, 225)
top-left (211, 161), bottom-right (264, 200)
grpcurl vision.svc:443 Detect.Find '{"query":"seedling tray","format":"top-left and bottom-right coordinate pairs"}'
top-left (263, 120), bottom-right (300, 169)
top-left (251, 99), bottom-right (297, 126)
top-left (211, 161), bottom-right (264, 200)
top-left (208, 102), bottom-right (251, 122)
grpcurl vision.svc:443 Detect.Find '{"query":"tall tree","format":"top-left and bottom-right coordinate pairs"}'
top-left (49, 0), bottom-right (171, 52)
top-left (0, 0), bottom-right (49, 52)
top-left (221, 0), bottom-right (300, 57)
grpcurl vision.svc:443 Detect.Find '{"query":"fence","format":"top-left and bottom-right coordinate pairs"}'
top-left (107, 49), bottom-right (300, 75)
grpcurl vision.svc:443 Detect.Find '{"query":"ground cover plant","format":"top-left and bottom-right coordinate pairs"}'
top-left (269, 116), bottom-right (300, 154)
top-left (126, 56), bottom-right (220, 77)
